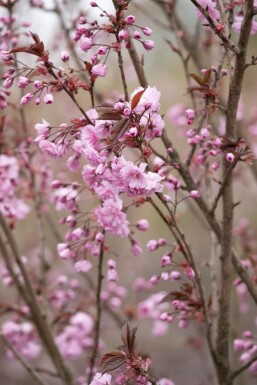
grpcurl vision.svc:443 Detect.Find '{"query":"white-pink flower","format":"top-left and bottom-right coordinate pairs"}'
top-left (94, 198), bottom-right (130, 237)
top-left (92, 63), bottom-right (108, 77)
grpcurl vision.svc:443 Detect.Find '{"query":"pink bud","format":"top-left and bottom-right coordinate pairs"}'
top-left (3, 77), bottom-right (13, 88)
top-left (95, 232), bottom-right (104, 243)
top-left (34, 80), bottom-right (42, 89)
top-left (125, 15), bottom-right (136, 24)
top-left (0, 51), bottom-right (13, 61)
top-left (118, 29), bottom-right (128, 40)
top-left (136, 219), bottom-right (149, 231)
top-left (43, 93), bottom-right (53, 104)
top-left (133, 31), bottom-right (141, 39)
top-left (185, 266), bottom-right (195, 279)
top-left (143, 40), bottom-right (155, 51)
top-left (91, 63), bottom-right (108, 77)
top-left (142, 27), bottom-right (153, 36)
top-left (190, 190), bottom-right (201, 199)
top-left (161, 255), bottom-right (171, 267)
top-left (185, 109), bottom-right (195, 125)
top-left (80, 37), bottom-right (93, 52)
top-left (61, 51), bottom-right (70, 62)
top-left (18, 76), bottom-right (30, 88)
top-left (170, 271), bottom-right (181, 280)
top-left (226, 152), bottom-right (235, 163)
top-left (20, 93), bottom-right (33, 105)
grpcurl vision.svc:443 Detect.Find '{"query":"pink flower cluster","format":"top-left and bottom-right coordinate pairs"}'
top-left (35, 86), bottom-right (164, 241)
top-left (0, 155), bottom-right (30, 220)
top-left (55, 311), bottom-right (94, 360)
top-left (233, 326), bottom-right (257, 375)
top-left (2, 320), bottom-right (41, 359)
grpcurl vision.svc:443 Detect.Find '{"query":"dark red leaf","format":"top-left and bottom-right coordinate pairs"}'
top-left (100, 351), bottom-right (125, 374)
top-left (131, 88), bottom-right (146, 110)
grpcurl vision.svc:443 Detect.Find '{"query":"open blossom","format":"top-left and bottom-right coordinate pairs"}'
top-left (2, 320), bottom-right (41, 360)
top-left (130, 86), bottom-right (161, 114)
top-left (35, 119), bottom-right (50, 135)
top-left (90, 373), bottom-right (112, 385)
top-left (55, 312), bottom-right (93, 360)
top-left (92, 63), bottom-right (108, 77)
top-left (94, 198), bottom-right (130, 237)
top-left (196, 0), bottom-right (220, 21)
top-left (43, 93), bottom-right (53, 104)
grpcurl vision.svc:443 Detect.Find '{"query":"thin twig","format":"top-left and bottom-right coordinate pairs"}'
top-left (0, 333), bottom-right (51, 385)
top-left (87, 232), bottom-right (105, 384)
top-left (190, 0), bottom-right (241, 55)
top-left (0, 213), bottom-right (74, 385)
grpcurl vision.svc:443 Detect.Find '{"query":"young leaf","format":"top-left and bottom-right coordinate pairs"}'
top-left (131, 88), bottom-right (146, 110)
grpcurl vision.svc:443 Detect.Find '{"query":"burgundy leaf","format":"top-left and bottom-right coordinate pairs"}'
top-left (131, 88), bottom-right (146, 110)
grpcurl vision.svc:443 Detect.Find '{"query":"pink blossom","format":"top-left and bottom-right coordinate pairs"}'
top-left (38, 140), bottom-right (58, 157)
top-left (94, 198), bottom-right (130, 237)
top-left (226, 152), bottom-right (235, 163)
top-left (136, 219), bottom-right (149, 231)
top-left (2, 320), bottom-right (41, 360)
top-left (133, 31), bottom-right (142, 39)
top-left (61, 50), bottom-right (70, 61)
top-left (143, 40), bottom-right (154, 51)
top-left (196, 0), bottom-right (220, 21)
top-left (131, 242), bottom-right (143, 256)
top-left (170, 271), bottom-right (181, 281)
top-left (0, 50), bottom-right (13, 61)
top-left (185, 109), bottom-right (195, 125)
top-left (18, 76), bottom-right (30, 88)
top-left (190, 190), bottom-right (201, 199)
top-left (43, 93), bottom-right (53, 104)
top-left (20, 93), bottom-right (33, 105)
top-left (158, 379), bottom-right (175, 385)
top-left (92, 63), bottom-right (108, 77)
top-left (90, 373), bottom-right (112, 385)
top-left (35, 119), bottom-right (50, 135)
top-left (118, 29), bottom-right (128, 40)
top-left (80, 37), bottom-right (93, 52)
top-left (3, 77), bottom-right (13, 88)
top-left (142, 27), bottom-right (153, 36)
top-left (125, 15), bottom-right (136, 24)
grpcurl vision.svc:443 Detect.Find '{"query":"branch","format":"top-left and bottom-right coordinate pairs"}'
top-left (87, 232), bottom-right (105, 384)
top-left (190, 0), bottom-right (241, 55)
top-left (230, 353), bottom-right (257, 381)
top-left (161, 129), bottom-right (257, 307)
top-left (0, 333), bottom-right (50, 385)
top-left (0, 213), bottom-right (74, 385)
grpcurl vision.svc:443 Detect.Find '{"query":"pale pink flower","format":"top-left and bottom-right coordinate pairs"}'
top-left (136, 219), bottom-right (149, 231)
top-left (125, 15), bottom-right (136, 24)
top-left (20, 93), bottom-right (33, 105)
top-left (80, 37), bottom-right (93, 52)
top-left (90, 373), bottom-right (112, 385)
top-left (196, 0), bottom-right (220, 21)
top-left (92, 63), bottom-right (108, 77)
top-left (43, 93), bottom-right (53, 104)
top-left (143, 40), bottom-right (154, 51)
top-left (35, 119), bottom-right (50, 135)
top-left (94, 198), bottom-right (130, 237)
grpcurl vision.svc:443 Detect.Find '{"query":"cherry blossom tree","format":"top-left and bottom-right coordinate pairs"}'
top-left (1, 1), bottom-right (257, 385)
